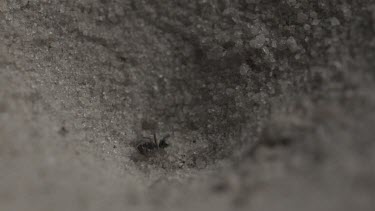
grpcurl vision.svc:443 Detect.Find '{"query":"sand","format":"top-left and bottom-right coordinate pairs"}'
top-left (1, 1), bottom-right (375, 210)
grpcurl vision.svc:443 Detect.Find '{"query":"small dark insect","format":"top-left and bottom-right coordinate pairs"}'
top-left (137, 134), bottom-right (171, 156)
top-left (58, 126), bottom-right (68, 137)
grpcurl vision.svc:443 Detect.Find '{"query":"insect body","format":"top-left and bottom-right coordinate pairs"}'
top-left (137, 134), bottom-right (170, 156)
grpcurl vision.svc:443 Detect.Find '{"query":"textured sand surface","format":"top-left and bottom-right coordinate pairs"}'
top-left (1, 1), bottom-right (375, 210)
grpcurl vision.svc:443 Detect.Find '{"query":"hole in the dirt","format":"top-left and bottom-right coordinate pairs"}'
top-left (2, 1), bottom-right (373, 210)
top-left (122, 47), bottom-right (247, 170)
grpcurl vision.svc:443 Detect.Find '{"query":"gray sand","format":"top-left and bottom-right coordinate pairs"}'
top-left (1, 1), bottom-right (375, 210)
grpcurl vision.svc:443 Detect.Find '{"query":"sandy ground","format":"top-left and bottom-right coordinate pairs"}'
top-left (1, 0), bottom-right (375, 210)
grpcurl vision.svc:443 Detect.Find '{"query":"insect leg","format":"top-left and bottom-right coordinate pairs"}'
top-left (142, 136), bottom-right (152, 141)
top-left (160, 134), bottom-right (171, 142)
top-left (153, 133), bottom-right (159, 148)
